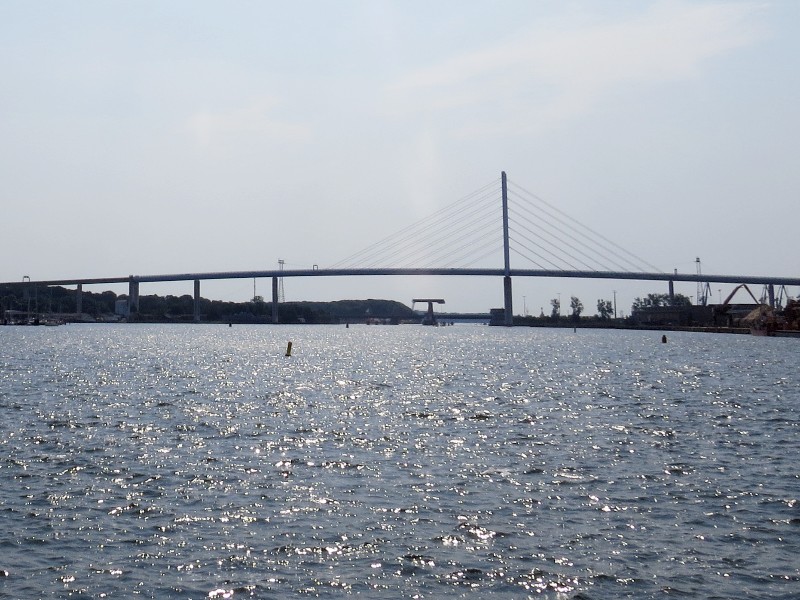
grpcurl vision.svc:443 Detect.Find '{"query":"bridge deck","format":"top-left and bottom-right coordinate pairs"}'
top-left (2, 268), bottom-right (798, 288)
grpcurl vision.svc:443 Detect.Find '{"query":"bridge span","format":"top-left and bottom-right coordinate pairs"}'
top-left (11, 267), bottom-right (800, 288)
top-left (3, 267), bottom-right (798, 324)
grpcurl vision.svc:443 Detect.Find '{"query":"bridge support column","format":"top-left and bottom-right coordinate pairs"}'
top-left (768, 284), bottom-right (775, 307)
top-left (193, 279), bottom-right (201, 322)
top-left (668, 280), bottom-right (674, 301)
top-left (503, 276), bottom-right (513, 326)
top-left (127, 279), bottom-right (139, 318)
top-left (76, 284), bottom-right (82, 315)
top-left (272, 276), bottom-right (279, 324)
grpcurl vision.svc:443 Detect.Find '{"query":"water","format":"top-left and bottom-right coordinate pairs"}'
top-left (0, 324), bottom-right (797, 599)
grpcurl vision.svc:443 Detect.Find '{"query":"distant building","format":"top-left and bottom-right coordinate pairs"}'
top-left (489, 308), bottom-right (505, 326)
top-left (631, 304), bottom-right (759, 327)
top-left (115, 297), bottom-right (128, 316)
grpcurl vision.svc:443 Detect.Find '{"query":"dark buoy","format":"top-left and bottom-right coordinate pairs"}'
top-left (661, 335), bottom-right (667, 343)
top-left (228, 322), bottom-right (232, 327)
top-left (285, 341), bottom-right (293, 357)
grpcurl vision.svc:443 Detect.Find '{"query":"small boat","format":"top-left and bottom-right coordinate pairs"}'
top-left (750, 323), bottom-right (774, 336)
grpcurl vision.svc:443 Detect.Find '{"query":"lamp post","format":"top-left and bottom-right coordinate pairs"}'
top-left (22, 275), bottom-right (30, 321)
top-left (613, 290), bottom-right (617, 319)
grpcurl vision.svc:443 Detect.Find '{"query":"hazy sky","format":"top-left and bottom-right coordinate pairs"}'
top-left (1, 0), bottom-right (797, 314)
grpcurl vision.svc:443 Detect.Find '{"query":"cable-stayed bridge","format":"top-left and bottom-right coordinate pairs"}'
top-left (3, 172), bottom-right (798, 324)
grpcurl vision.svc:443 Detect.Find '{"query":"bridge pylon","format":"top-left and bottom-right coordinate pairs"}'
top-left (501, 171), bottom-right (513, 326)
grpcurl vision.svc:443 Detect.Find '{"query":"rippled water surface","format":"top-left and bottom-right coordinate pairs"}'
top-left (0, 324), bottom-right (798, 598)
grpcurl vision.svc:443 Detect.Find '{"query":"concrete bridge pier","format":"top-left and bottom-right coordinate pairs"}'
top-left (413, 298), bottom-right (445, 325)
top-left (127, 278), bottom-right (140, 317)
top-left (768, 284), bottom-right (775, 307)
top-left (668, 279), bottom-right (675, 301)
top-left (272, 276), bottom-right (279, 324)
top-left (503, 276), bottom-right (513, 326)
top-left (193, 279), bottom-right (201, 322)
top-left (75, 283), bottom-right (82, 315)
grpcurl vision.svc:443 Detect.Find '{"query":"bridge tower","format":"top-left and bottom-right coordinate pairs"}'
top-left (502, 171), bottom-right (513, 326)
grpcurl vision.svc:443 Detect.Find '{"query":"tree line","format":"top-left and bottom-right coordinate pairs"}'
top-left (0, 285), bottom-right (415, 324)
top-left (525, 291), bottom-right (692, 324)
top-left (2, 284), bottom-right (693, 325)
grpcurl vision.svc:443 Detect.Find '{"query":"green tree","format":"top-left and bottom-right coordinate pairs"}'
top-left (570, 296), bottom-right (583, 321)
top-left (550, 297), bottom-right (560, 319)
top-left (597, 299), bottom-right (613, 319)
top-left (631, 293), bottom-right (692, 311)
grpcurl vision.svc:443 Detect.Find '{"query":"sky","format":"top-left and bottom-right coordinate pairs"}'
top-left (1, 0), bottom-right (798, 314)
